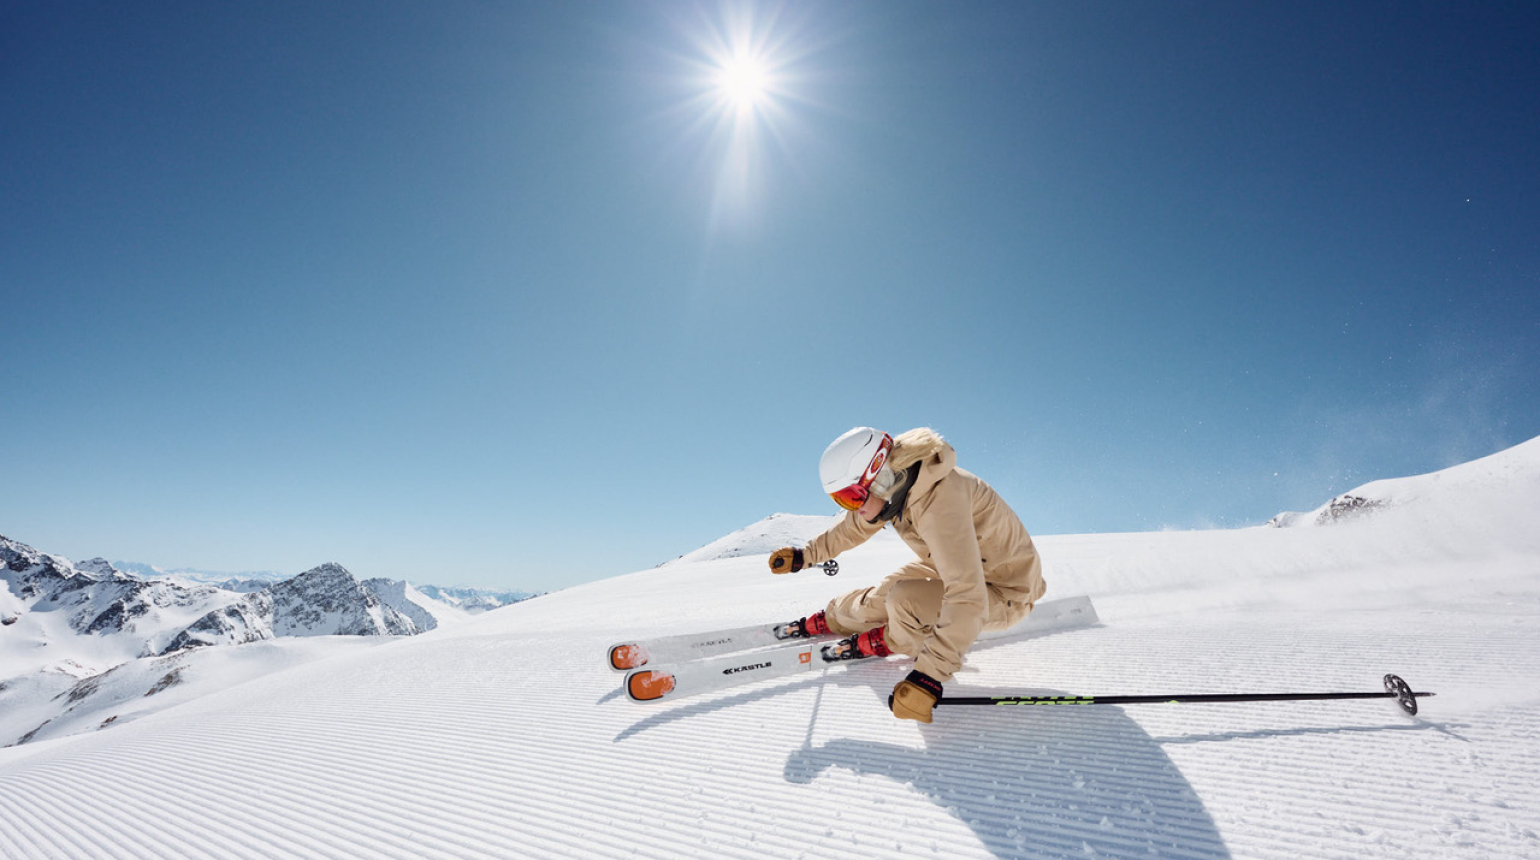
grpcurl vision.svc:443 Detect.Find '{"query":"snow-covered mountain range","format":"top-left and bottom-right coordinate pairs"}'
top-left (1, 435), bottom-right (1537, 859)
top-left (109, 560), bottom-right (288, 591)
top-left (0, 542), bottom-right (536, 746)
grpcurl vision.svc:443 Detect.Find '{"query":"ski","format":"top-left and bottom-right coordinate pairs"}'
top-left (624, 595), bottom-right (1099, 704)
top-left (625, 638), bottom-right (829, 702)
top-left (607, 592), bottom-right (1097, 672)
top-left (605, 562), bottom-right (840, 672)
top-left (606, 621), bottom-right (838, 673)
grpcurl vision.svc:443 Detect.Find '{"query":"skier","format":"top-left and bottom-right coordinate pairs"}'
top-left (769, 427), bottom-right (1045, 723)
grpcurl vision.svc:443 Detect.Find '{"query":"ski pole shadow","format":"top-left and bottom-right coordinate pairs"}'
top-left (785, 686), bottom-right (1233, 860)
top-left (1151, 719), bottom-right (1463, 745)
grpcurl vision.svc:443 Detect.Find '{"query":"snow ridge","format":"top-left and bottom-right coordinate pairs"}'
top-left (669, 512), bottom-right (841, 565)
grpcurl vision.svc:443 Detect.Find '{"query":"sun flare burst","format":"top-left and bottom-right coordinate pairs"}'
top-left (659, 3), bottom-right (832, 230)
top-left (718, 55), bottom-right (771, 112)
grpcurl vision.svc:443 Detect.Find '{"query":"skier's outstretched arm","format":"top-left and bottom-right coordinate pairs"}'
top-left (767, 511), bottom-right (883, 574)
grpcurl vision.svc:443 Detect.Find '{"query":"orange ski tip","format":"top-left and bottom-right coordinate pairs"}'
top-left (627, 670), bottom-right (676, 702)
top-left (609, 644), bottom-right (648, 671)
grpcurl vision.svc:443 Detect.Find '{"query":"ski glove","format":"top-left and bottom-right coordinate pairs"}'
top-left (768, 547), bottom-right (805, 574)
top-left (890, 670), bottom-right (943, 723)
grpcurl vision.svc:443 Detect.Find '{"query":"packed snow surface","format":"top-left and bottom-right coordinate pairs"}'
top-left (2, 437), bottom-right (1539, 859)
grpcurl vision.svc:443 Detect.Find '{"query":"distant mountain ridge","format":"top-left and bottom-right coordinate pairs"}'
top-left (1, 533), bottom-right (543, 746)
top-left (413, 583), bottom-right (539, 612)
top-left (160, 563), bottom-right (424, 652)
top-left (1, 537), bottom-right (238, 653)
top-left (110, 561), bottom-right (287, 588)
top-left (1, 535), bottom-right (537, 660)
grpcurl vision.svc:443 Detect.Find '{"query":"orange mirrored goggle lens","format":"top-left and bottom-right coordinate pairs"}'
top-left (829, 483), bottom-right (870, 511)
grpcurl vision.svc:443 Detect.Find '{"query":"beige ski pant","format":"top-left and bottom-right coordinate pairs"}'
top-left (821, 561), bottom-right (1034, 665)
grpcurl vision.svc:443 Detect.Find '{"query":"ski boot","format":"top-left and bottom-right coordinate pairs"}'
top-left (821, 626), bottom-right (892, 662)
top-left (774, 610), bottom-right (831, 641)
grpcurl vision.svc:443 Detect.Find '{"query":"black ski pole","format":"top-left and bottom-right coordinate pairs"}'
top-left (934, 674), bottom-right (1431, 715)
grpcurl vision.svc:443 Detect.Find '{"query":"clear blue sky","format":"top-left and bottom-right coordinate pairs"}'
top-left (4, 2), bottom-right (1537, 592)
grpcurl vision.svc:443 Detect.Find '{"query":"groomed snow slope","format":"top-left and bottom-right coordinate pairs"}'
top-left (2, 438), bottom-right (1538, 859)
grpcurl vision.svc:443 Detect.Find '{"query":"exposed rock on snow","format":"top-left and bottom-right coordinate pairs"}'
top-left (160, 592), bottom-right (277, 653)
top-left (269, 562), bottom-right (418, 637)
top-left (1316, 493), bottom-right (1387, 523)
top-left (145, 668), bottom-right (183, 696)
top-left (1268, 493), bottom-right (1389, 527)
top-left (365, 577), bottom-right (442, 632)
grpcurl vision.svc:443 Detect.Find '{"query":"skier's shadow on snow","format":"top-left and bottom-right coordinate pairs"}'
top-left (784, 679), bottom-right (1235, 860)
top-left (612, 630), bottom-right (1449, 859)
top-left (615, 671), bottom-right (1234, 858)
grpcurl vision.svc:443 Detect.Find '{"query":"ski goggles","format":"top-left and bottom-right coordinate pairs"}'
top-left (829, 482), bottom-right (873, 511)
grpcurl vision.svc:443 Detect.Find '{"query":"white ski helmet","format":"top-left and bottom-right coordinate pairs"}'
top-left (820, 427), bottom-right (894, 510)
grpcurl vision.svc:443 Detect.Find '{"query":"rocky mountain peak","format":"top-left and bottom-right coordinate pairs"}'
top-left (287, 562), bottom-right (353, 584)
top-left (77, 558), bottom-right (130, 580)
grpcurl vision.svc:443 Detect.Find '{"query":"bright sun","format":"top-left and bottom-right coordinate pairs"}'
top-left (718, 55), bottom-right (770, 111)
top-left (673, 5), bottom-right (817, 226)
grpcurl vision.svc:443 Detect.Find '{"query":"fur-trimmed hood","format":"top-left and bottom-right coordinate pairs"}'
top-left (889, 427), bottom-right (950, 473)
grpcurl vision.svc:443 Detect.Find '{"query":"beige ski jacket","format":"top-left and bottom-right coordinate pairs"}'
top-left (802, 430), bottom-right (1045, 680)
